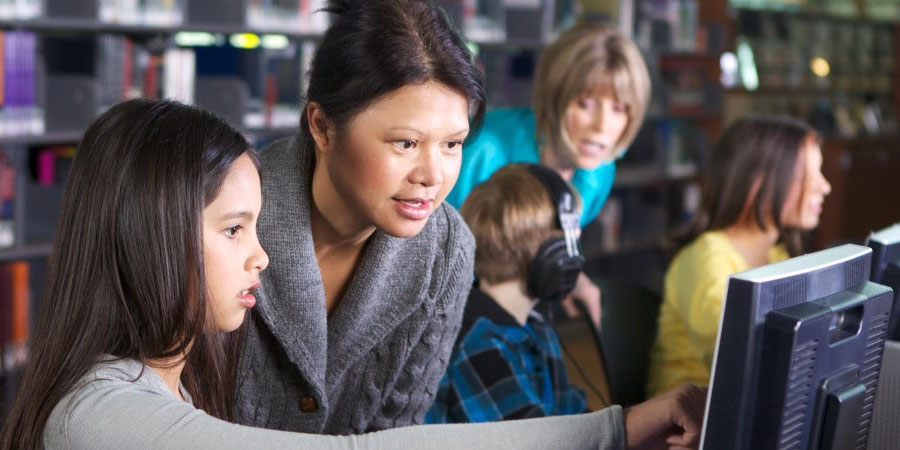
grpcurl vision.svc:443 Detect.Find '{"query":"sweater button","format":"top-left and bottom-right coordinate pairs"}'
top-left (299, 395), bottom-right (318, 413)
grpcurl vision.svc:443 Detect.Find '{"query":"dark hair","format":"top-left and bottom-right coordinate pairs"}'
top-left (1, 99), bottom-right (256, 449)
top-left (676, 115), bottom-right (820, 257)
top-left (300, 0), bottom-right (486, 148)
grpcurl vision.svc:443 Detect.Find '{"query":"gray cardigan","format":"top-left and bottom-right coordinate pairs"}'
top-left (44, 358), bottom-right (624, 449)
top-left (235, 134), bottom-right (478, 434)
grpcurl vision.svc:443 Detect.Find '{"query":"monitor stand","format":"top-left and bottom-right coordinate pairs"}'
top-left (870, 340), bottom-right (900, 449)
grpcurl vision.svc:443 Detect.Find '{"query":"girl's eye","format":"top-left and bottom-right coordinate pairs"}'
top-left (447, 141), bottom-right (463, 151)
top-left (394, 140), bottom-right (417, 150)
top-left (225, 225), bottom-right (243, 238)
top-left (612, 102), bottom-right (628, 113)
top-left (577, 98), bottom-right (595, 109)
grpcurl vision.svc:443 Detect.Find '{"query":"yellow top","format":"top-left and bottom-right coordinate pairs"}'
top-left (646, 230), bottom-right (789, 397)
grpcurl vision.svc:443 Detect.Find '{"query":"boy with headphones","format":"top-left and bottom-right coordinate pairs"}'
top-left (426, 164), bottom-right (588, 423)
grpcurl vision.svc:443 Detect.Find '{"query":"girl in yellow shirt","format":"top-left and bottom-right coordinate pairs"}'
top-left (647, 116), bottom-right (832, 397)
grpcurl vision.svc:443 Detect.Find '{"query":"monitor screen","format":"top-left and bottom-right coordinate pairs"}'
top-left (700, 244), bottom-right (893, 450)
top-left (867, 223), bottom-right (900, 341)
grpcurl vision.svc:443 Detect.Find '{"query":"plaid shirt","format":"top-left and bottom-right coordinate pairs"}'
top-left (426, 288), bottom-right (587, 423)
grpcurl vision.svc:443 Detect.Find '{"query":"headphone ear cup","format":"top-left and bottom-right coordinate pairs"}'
top-left (527, 238), bottom-right (585, 303)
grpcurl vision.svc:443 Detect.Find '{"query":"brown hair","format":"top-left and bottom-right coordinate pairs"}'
top-left (678, 115), bottom-right (821, 257)
top-left (1, 99), bottom-right (255, 449)
top-left (532, 22), bottom-right (651, 160)
top-left (302, 0), bottom-right (485, 151)
top-left (461, 165), bottom-right (580, 284)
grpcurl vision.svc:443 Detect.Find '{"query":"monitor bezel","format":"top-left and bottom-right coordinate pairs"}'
top-left (700, 244), bottom-right (873, 449)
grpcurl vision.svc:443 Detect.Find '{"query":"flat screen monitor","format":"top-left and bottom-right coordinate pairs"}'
top-left (867, 223), bottom-right (900, 340)
top-left (865, 223), bottom-right (900, 448)
top-left (700, 244), bottom-right (893, 450)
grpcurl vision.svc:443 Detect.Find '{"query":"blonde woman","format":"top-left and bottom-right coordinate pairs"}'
top-left (447, 23), bottom-right (651, 324)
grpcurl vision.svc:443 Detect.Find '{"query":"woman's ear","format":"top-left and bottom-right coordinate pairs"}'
top-left (307, 102), bottom-right (334, 154)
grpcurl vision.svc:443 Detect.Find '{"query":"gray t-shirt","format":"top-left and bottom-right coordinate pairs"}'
top-left (44, 358), bottom-right (625, 449)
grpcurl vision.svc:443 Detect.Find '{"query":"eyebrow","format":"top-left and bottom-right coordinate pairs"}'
top-left (388, 126), bottom-right (469, 136)
top-left (218, 211), bottom-right (255, 221)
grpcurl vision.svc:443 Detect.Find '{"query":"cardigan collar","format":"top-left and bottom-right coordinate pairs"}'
top-left (255, 135), bottom-right (433, 397)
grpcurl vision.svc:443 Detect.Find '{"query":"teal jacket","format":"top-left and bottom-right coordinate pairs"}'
top-left (447, 108), bottom-right (617, 226)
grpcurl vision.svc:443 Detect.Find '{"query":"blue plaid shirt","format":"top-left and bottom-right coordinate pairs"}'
top-left (426, 288), bottom-right (587, 423)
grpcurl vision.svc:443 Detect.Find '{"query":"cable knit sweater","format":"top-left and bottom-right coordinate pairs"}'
top-left (234, 134), bottom-right (477, 434)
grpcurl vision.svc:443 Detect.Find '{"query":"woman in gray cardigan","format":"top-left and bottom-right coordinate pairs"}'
top-left (234, 0), bottom-right (704, 448)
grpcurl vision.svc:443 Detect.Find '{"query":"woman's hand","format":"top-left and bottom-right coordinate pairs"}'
top-left (622, 384), bottom-right (707, 450)
top-left (561, 272), bottom-right (602, 328)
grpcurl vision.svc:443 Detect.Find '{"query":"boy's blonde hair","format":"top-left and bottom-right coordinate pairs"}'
top-left (533, 23), bottom-right (651, 161)
top-left (461, 165), bottom-right (580, 284)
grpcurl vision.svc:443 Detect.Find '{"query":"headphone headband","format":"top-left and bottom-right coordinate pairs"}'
top-left (525, 164), bottom-right (582, 259)
top-left (523, 164), bottom-right (585, 303)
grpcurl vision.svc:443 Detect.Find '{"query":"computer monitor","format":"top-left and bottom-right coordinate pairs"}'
top-left (865, 223), bottom-right (900, 449)
top-left (867, 223), bottom-right (900, 340)
top-left (700, 244), bottom-right (894, 450)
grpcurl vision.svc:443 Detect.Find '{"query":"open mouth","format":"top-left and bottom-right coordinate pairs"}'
top-left (238, 282), bottom-right (260, 308)
top-left (578, 140), bottom-right (608, 157)
top-left (393, 197), bottom-right (433, 220)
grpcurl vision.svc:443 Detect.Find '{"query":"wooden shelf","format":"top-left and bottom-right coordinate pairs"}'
top-left (0, 127), bottom-right (310, 148)
top-left (725, 86), bottom-right (892, 96)
top-left (732, 5), bottom-right (898, 25)
top-left (0, 243), bottom-right (52, 261)
top-left (0, 130), bottom-right (82, 146)
top-left (0, 17), bottom-right (325, 39)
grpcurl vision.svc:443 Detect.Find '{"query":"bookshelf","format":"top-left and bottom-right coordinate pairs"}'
top-left (0, 2), bottom-right (334, 417)
top-left (714, 1), bottom-right (900, 249)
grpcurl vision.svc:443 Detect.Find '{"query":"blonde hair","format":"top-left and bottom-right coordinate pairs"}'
top-left (533, 23), bottom-right (651, 161)
top-left (461, 165), bottom-right (580, 284)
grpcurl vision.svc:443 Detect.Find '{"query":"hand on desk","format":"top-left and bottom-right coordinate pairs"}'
top-left (623, 383), bottom-right (707, 450)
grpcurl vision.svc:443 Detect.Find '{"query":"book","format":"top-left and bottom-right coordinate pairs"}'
top-left (0, 263), bottom-right (11, 371)
top-left (97, 34), bottom-right (149, 112)
top-left (248, 0), bottom-right (330, 33)
top-left (9, 261), bottom-right (28, 367)
top-left (0, 150), bottom-right (14, 249)
top-left (0, 0), bottom-right (41, 20)
top-left (163, 47), bottom-right (195, 104)
top-left (100, 0), bottom-right (183, 26)
top-left (0, 31), bottom-right (43, 137)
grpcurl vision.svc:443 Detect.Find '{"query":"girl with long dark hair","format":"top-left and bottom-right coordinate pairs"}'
top-left (647, 116), bottom-right (832, 397)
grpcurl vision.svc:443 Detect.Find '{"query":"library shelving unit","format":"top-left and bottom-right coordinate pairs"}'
top-left (717, 1), bottom-right (900, 249)
top-left (0, 0), bottom-right (331, 419)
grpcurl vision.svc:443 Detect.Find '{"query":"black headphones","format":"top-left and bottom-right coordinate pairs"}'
top-left (524, 164), bottom-right (586, 303)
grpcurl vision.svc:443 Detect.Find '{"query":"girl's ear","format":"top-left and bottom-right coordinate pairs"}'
top-left (307, 102), bottom-right (335, 154)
